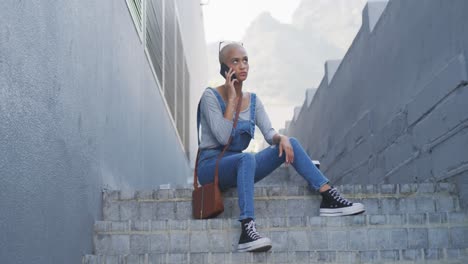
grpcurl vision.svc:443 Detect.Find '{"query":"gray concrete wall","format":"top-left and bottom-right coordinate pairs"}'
top-left (288, 0), bottom-right (468, 207)
top-left (0, 1), bottom-right (203, 263)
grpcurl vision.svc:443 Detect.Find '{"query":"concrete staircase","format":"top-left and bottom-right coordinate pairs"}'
top-left (83, 167), bottom-right (468, 263)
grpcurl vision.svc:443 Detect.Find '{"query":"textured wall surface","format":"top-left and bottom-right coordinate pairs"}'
top-left (0, 1), bottom-right (203, 263)
top-left (288, 0), bottom-right (468, 207)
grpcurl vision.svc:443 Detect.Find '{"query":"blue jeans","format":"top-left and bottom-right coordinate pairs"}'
top-left (197, 137), bottom-right (330, 221)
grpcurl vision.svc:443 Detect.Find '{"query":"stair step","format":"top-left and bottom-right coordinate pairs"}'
top-left (104, 183), bottom-right (456, 202)
top-left (93, 213), bottom-right (468, 255)
top-left (103, 193), bottom-right (461, 221)
top-left (83, 248), bottom-right (468, 264)
top-left (96, 212), bottom-right (468, 233)
top-left (92, 182), bottom-right (465, 262)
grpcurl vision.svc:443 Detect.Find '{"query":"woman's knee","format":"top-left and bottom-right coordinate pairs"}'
top-left (240, 152), bottom-right (256, 165)
top-left (289, 137), bottom-right (306, 153)
top-left (237, 153), bottom-right (256, 182)
top-left (289, 137), bottom-right (300, 146)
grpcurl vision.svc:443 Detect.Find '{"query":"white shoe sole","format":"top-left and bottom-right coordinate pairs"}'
top-left (319, 203), bottom-right (365, 217)
top-left (238, 237), bottom-right (272, 252)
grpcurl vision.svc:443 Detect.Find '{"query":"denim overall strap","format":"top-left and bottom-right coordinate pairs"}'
top-left (209, 87), bottom-right (237, 138)
top-left (207, 87), bottom-right (226, 114)
top-left (249, 93), bottom-right (256, 138)
top-left (197, 87), bottom-right (227, 146)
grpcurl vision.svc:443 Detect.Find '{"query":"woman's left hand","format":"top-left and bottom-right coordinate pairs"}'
top-left (278, 135), bottom-right (294, 165)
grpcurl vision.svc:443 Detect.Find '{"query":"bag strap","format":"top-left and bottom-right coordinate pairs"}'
top-left (193, 90), bottom-right (243, 189)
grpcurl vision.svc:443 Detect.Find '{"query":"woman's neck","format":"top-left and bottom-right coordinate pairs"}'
top-left (234, 81), bottom-right (243, 96)
top-left (217, 81), bottom-right (243, 99)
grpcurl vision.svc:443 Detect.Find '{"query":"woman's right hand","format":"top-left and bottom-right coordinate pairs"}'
top-left (224, 67), bottom-right (238, 101)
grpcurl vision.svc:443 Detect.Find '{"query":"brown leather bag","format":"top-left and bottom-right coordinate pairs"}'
top-left (192, 92), bottom-right (243, 219)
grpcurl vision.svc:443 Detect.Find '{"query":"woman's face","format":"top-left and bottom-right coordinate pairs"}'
top-left (225, 46), bottom-right (249, 82)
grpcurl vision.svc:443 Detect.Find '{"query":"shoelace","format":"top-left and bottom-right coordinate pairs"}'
top-left (245, 221), bottom-right (261, 240)
top-left (330, 188), bottom-right (352, 206)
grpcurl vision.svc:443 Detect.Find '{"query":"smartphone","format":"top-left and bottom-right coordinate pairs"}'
top-left (220, 63), bottom-right (237, 80)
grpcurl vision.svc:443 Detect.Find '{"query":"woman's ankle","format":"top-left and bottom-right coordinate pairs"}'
top-left (319, 184), bottom-right (331, 193)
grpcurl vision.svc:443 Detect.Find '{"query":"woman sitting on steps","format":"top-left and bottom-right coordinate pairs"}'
top-left (196, 41), bottom-right (365, 253)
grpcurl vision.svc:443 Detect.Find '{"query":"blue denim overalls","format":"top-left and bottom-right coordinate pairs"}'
top-left (196, 87), bottom-right (257, 186)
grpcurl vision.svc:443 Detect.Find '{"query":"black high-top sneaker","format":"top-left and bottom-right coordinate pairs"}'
top-left (320, 187), bottom-right (365, 216)
top-left (237, 218), bottom-right (272, 252)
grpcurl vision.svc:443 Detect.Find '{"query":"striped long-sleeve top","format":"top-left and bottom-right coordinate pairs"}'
top-left (199, 88), bottom-right (277, 149)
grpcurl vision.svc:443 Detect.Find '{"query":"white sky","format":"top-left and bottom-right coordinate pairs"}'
top-left (201, 0), bottom-right (302, 43)
top-left (200, 0), bottom-right (366, 136)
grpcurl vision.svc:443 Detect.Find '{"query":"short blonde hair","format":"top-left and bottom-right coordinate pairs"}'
top-left (218, 42), bottom-right (244, 64)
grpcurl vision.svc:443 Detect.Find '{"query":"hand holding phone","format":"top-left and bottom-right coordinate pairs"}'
top-left (220, 63), bottom-right (237, 80)
top-left (220, 63), bottom-right (238, 101)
